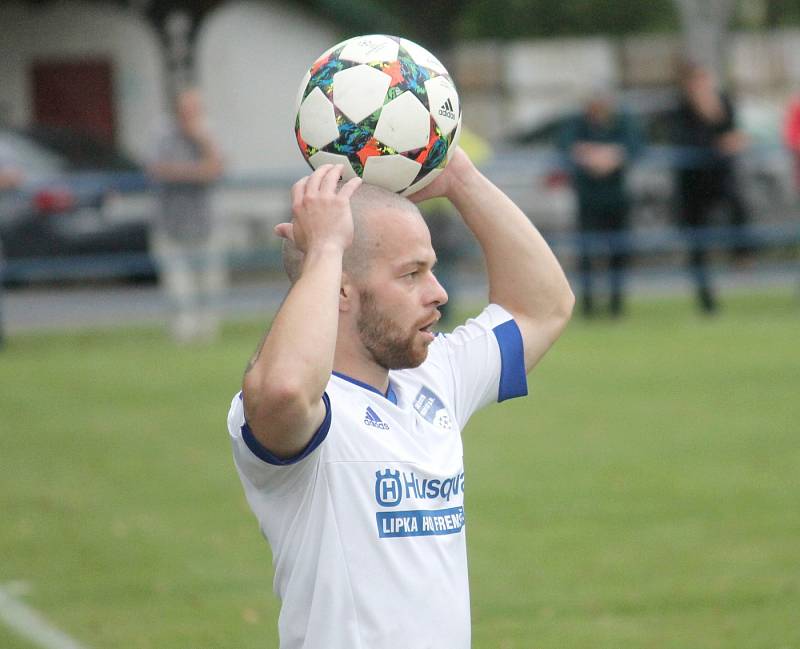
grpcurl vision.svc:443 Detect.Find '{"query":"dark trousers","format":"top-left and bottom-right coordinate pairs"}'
top-left (577, 202), bottom-right (630, 317)
top-left (679, 166), bottom-right (751, 312)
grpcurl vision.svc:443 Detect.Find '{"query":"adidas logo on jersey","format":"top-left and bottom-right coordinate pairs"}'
top-left (438, 98), bottom-right (455, 120)
top-left (364, 406), bottom-right (390, 430)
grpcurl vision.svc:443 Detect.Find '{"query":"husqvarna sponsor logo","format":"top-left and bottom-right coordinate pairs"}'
top-left (373, 468), bottom-right (466, 538)
top-left (375, 469), bottom-right (404, 507)
top-left (374, 468), bottom-right (465, 507)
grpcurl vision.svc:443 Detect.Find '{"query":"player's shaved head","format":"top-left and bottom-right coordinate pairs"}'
top-left (282, 182), bottom-right (423, 284)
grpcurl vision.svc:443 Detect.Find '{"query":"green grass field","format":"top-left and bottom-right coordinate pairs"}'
top-left (1, 290), bottom-right (799, 649)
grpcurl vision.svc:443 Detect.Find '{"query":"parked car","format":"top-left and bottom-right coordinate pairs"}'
top-left (481, 89), bottom-right (794, 237)
top-left (0, 126), bottom-right (155, 285)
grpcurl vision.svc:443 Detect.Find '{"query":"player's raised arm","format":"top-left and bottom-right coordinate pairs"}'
top-left (409, 149), bottom-right (574, 372)
top-left (242, 164), bottom-right (361, 459)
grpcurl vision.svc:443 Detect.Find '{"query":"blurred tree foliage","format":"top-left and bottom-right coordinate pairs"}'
top-left (298, 0), bottom-right (677, 48)
top-left (457, 0), bottom-right (679, 39)
top-left (299, 0), bottom-right (800, 50)
top-left (328, 0), bottom-right (679, 46)
top-left (138, 0), bottom-right (800, 44)
top-left (738, 0), bottom-right (800, 28)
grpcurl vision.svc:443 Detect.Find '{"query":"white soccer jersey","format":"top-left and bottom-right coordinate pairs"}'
top-left (227, 304), bottom-right (528, 649)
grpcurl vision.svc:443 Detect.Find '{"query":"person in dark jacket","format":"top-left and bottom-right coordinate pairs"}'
top-left (673, 63), bottom-right (751, 313)
top-left (559, 87), bottom-right (642, 317)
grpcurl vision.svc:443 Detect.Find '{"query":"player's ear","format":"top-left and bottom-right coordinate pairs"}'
top-left (339, 273), bottom-right (354, 312)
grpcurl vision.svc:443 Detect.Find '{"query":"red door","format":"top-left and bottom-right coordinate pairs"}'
top-left (31, 59), bottom-right (116, 143)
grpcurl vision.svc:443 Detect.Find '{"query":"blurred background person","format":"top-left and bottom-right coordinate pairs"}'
top-left (672, 62), bottom-right (751, 314)
top-left (148, 87), bottom-right (225, 344)
top-left (558, 86), bottom-right (642, 318)
top-left (0, 140), bottom-right (24, 349)
top-left (783, 91), bottom-right (800, 192)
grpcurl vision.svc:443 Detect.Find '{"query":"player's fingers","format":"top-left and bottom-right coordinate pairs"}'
top-left (337, 176), bottom-right (363, 200)
top-left (320, 164), bottom-right (343, 194)
top-left (305, 164), bottom-right (332, 195)
top-left (273, 222), bottom-right (294, 241)
top-left (291, 176), bottom-right (309, 211)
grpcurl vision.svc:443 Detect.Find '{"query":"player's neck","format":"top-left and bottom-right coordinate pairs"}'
top-left (333, 351), bottom-right (390, 396)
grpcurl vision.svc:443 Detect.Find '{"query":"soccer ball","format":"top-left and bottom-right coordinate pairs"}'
top-left (294, 34), bottom-right (462, 196)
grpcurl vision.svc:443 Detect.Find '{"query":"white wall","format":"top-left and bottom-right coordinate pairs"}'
top-left (503, 38), bottom-right (618, 129)
top-left (197, 1), bottom-right (338, 175)
top-left (0, 0), bottom-right (165, 161)
top-left (0, 3), bottom-right (36, 126)
top-left (3, 1), bottom-right (796, 172)
top-left (0, 0), bottom-right (340, 175)
top-left (455, 30), bottom-right (800, 139)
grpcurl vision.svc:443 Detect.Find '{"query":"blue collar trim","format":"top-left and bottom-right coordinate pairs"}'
top-left (332, 371), bottom-right (397, 405)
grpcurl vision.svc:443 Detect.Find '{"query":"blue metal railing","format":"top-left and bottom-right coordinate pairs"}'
top-left (2, 221), bottom-right (797, 284)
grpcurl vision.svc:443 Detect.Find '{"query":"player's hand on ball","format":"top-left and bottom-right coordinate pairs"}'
top-left (406, 147), bottom-right (474, 204)
top-left (275, 164), bottom-right (362, 253)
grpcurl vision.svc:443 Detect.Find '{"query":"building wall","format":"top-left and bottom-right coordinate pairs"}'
top-left (1, 1), bottom-right (797, 173)
top-left (0, 3), bottom-right (32, 126)
top-left (0, 0), bottom-right (337, 173)
top-left (0, 0), bottom-right (165, 161)
top-left (453, 30), bottom-right (800, 142)
top-left (197, 1), bottom-right (338, 175)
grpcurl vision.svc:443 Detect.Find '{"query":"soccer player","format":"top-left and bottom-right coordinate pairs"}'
top-left (227, 148), bottom-right (574, 648)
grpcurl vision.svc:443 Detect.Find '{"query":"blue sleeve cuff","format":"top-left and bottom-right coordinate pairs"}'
top-left (492, 319), bottom-right (529, 402)
top-left (241, 392), bottom-right (332, 466)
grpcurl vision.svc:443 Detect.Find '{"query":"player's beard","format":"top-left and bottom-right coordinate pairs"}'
top-left (357, 288), bottom-right (428, 370)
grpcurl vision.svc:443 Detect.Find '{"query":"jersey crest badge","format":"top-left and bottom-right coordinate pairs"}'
top-left (413, 386), bottom-right (452, 430)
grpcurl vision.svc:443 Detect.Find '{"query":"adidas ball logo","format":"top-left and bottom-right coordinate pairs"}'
top-left (438, 98), bottom-right (455, 120)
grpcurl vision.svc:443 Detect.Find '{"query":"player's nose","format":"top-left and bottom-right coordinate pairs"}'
top-left (429, 272), bottom-right (448, 307)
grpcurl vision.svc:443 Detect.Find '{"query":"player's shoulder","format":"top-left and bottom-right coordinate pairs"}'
top-left (392, 305), bottom-right (517, 382)
top-left (435, 304), bottom-right (517, 346)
